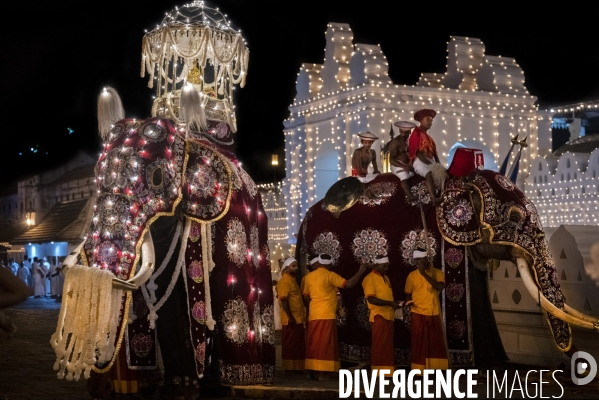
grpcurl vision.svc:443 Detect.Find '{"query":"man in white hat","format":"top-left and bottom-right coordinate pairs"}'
top-left (390, 121), bottom-right (417, 202)
top-left (351, 132), bottom-right (380, 182)
top-left (303, 254), bottom-right (368, 380)
top-left (404, 248), bottom-right (447, 372)
top-left (362, 255), bottom-right (404, 376)
top-left (276, 257), bottom-right (307, 374)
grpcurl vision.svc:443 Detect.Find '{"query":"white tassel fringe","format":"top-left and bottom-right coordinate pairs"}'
top-left (180, 83), bottom-right (208, 133)
top-left (97, 87), bottom-right (125, 142)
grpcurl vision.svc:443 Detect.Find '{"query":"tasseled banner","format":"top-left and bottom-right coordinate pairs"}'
top-left (180, 83), bottom-right (208, 133)
top-left (97, 87), bottom-right (125, 142)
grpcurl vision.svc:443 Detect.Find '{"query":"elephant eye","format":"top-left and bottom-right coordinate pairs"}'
top-left (151, 166), bottom-right (163, 188)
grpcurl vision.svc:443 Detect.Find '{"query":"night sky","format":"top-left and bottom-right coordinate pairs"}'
top-left (2, 1), bottom-right (598, 188)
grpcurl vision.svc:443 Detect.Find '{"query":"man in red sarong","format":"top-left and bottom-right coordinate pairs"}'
top-left (303, 254), bottom-right (368, 380)
top-left (277, 257), bottom-right (307, 374)
top-left (409, 109), bottom-right (444, 206)
top-left (362, 255), bottom-right (404, 377)
top-left (405, 248), bottom-right (448, 372)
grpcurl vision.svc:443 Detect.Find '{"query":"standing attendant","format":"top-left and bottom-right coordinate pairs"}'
top-left (32, 257), bottom-right (47, 298)
top-left (276, 257), bottom-right (307, 374)
top-left (17, 262), bottom-right (31, 288)
top-left (362, 255), bottom-right (404, 376)
top-left (405, 248), bottom-right (448, 372)
top-left (303, 254), bottom-right (368, 380)
top-left (49, 262), bottom-right (62, 298)
top-left (409, 109), bottom-right (444, 206)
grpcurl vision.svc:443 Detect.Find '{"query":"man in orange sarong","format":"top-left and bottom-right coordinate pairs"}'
top-left (405, 248), bottom-right (448, 372)
top-left (277, 256), bottom-right (307, 374)
top-left (303, 254), bottom-right (368, 380)
top-left (362, 255), bottom-right (404, 377)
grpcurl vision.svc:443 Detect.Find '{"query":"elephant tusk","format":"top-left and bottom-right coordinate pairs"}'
top-left (516, 258), bottom-right (599, 331)
top-left (123, 231), bottom-right (155, 289)
top-left (564, 304), bottom-right (599, 325)
top-left (61, 232), bottom-right (155, 292)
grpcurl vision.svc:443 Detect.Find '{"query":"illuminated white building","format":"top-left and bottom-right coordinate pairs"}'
top-left (525, 102), bottom-right (599, 227)
top-left (282, 23), bottom-right (553, 243)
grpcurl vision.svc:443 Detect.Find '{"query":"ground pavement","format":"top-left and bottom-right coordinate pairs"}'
top-left (1, 297), bottom-right (597, 399)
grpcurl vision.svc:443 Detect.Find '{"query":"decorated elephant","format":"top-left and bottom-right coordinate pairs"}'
top-left (51, 2), bottom-right (275, 398)
top-left (296, 167), bottom-right (599, 368)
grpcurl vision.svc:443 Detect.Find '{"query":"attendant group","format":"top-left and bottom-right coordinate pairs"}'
top-left (276, 249), bottom-right (447, 380)
top-left (1, 256), bottom-right (64, 299)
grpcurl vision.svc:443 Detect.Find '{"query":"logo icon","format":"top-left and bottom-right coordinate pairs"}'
top-left (571, 351), bottom-right (597, 385)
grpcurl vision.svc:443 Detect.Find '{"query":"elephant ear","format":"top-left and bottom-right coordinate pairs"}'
top-left (322, 177), bottom-right (364, 216)
top-left (182, 141), bottom-right (233, 222)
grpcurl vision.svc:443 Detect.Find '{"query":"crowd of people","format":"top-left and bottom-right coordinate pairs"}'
top-left (0, 256), bottom-right (65, 299)
top-left (274, 248), bottom-right (446, 380)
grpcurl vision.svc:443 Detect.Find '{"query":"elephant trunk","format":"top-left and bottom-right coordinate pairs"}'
top-left (516, 257), bottom-right (599, 331)
top-left (63, 231), bottom-right (155, 291)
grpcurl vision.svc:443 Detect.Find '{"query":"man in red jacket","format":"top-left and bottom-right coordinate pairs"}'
top-left (409, 109), bottom-right (443, 206)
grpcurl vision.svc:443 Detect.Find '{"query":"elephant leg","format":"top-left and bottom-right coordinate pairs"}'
top-left (469, 266), bottom-right (509, 367)
top-left (150, 212), bottom-right (199, 392)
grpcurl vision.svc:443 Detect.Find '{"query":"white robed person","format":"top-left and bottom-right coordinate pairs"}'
top-left (49, 262), bottom-right (63, 298)
top-left (17, 262), bottom-right (31, 289)
top-left (32, 257), bottom-right (48, 298)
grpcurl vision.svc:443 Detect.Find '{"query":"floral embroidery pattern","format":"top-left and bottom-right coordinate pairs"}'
top-left (354, 296), bottom-right (371, 331)
top-left (100, 148), bottom-right (143, 192)
top-left (495, 174), bottom-right (515, 191)
top-left (445, 248), bottom-right (463, 268)
top-left (448, 320), bottom-right (466, 339)
top-left (189, 221), bottom-right (201, 242)
top-left (238, 166), bottom-right (257, 198)
top-left (218, 360), bottom-right (274, 385)
top-left (446, 283), bottom-right (465, 303)
top-left (351, 228), bottom-right (388, 264)
top-left (187, 163), bottom-right (218, 199)
top-left (226, 218), bottom-right (247, 266)
top-left (192, 301), bottom-right (206, 323)
top-left (188, 260), bottom-right (204, 283)
top-left (408, 181), bottom-right (431, 206)
top-left (131, 333), bottom-right (153, 358)
top-left (222, 297), bottom-right (250, 345)
top-left (195, 342), bottom-right (206, 364)
top-left (107, 121), bottom-right (127, 142)
top-left (249, 225), bottom-right (260, 268)
top-left (146, 158), bottom-right (175, 195)
top-left (401, 229), bottom-right (437, 266)
top-left (260, 305), bottom-right (275, 345)
top-left (360, 182), bottom-right (397, 207)
top-left (262, 244), bottom-right (271, 267)
top-left (213, 122), bottom-right (229, 139)
top-left (312, 231), bottom-right (342, 265)
top-left (447, 198), bottom-right (474, 227)
top-left (97, 241), bottom-right (119, 266)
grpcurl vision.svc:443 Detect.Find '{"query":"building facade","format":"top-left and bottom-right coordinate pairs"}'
top-left (282, 24), bottom-right (553, 243)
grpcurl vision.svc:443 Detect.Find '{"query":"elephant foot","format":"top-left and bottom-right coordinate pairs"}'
top-left (87, 370), bottom-right (113, 399)
top-left (159, 376), bottom-right (200, 400)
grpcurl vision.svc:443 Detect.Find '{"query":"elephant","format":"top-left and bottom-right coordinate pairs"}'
top-left (54, 89), bottom-right (275, 398)
top-left (295, 169), bottom-right (598, 368)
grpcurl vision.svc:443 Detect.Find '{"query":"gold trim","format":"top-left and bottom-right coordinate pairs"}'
top-left (92, 134), bottom-right (188, 373)
top-left (469, 182), bottom-right (572, 352)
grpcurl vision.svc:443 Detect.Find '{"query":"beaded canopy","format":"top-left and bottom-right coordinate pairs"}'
top-left (141, 1), bottom-right (249, 129)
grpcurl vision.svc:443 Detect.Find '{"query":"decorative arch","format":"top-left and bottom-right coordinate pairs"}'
top-left (446, 140), bottom-right (499, 171)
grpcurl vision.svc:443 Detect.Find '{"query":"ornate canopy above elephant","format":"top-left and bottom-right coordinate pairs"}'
top-left (297, 171), bottom-right (598, 366)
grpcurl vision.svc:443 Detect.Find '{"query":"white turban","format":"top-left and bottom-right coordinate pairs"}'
top-left (282, 257), bottom-right (296, 268)
top-left (413, 250), bottom-right (428, 259)
top-left (374, 256), bottom-right (389, 264)
top-left (309, 256), bottom-right (319, 265)
top-left (318, 254), bottom-right (332, 265)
